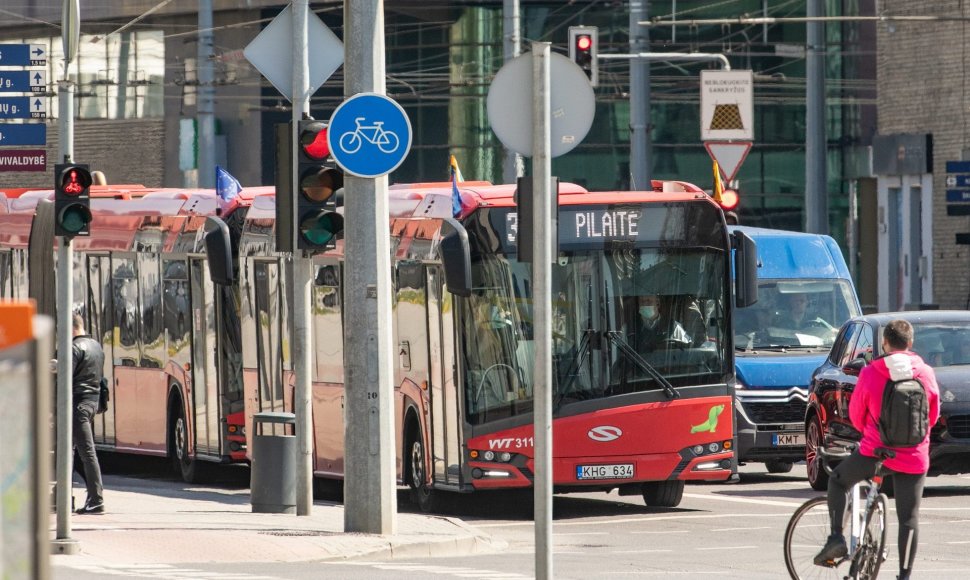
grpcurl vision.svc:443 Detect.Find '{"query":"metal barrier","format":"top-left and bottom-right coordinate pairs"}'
top-left (250, 412), bottom-right (296, 514)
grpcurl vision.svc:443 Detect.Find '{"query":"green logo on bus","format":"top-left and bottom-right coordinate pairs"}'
top-left (690, 404), bottom-right (725, 434)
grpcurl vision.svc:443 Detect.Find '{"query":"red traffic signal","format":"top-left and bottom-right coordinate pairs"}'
top-left (299, 121), bottom-right (329, 160)
top-left (54, 163), bottom-right (93, 237)
top-left (576, 35), bottom-right (592, 52)
top-left (719, 189), bottom-right (739, 211)
top-left (568, 26), bottom-right (599, 87)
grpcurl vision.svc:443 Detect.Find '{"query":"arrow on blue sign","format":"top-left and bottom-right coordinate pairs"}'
top-left (0, 70), bottom-right (48, 94)
top-left (0, 44), bottom-right (47, 66)
top-left (0, 96), bottom-right (46, 119)
top-left (0, 124), bottom-right (47, 146)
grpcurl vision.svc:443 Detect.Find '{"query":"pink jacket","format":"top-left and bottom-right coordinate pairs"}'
top-left (849, 351), bottom-right (941, 474)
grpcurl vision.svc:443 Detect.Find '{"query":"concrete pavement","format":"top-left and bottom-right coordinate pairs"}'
top-left (50, 473), bottom-right (505, 570)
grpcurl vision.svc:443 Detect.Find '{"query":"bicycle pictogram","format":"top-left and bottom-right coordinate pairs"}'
top-left (337, 117), bottom-right (401, 155)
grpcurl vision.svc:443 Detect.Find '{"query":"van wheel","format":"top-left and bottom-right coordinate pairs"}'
top-left (806, 415), bottom-right (828, 491)
top-left (642, 480), bottom-right (684, 508)
top-left (407, 427), bottom-right (441, 513)
top-left (171, 403), bottom-right (199, 483)
top-left (766, 460), bottom-right (794, 474)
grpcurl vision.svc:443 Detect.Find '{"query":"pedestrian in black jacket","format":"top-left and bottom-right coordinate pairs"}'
top-left (72, 314), bottom-right (105, 514)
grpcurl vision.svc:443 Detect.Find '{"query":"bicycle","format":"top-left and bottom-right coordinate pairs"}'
top-left (337, 117), bottom-right (400, 154)
top-left (783, 443), bottom-right (894, 580)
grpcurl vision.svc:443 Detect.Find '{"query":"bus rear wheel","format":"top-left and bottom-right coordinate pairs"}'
top-left (171, 401), bottom-right (199, 483)
top-left (641, 480), bottom-right (684, 508)
top-left (407, 428), bottom-right (441, 513)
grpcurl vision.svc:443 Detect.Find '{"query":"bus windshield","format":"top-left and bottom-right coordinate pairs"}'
top-left (459, 204), bottom-right (730, 425)
top-left (734, 279), bottom-right (861, 350)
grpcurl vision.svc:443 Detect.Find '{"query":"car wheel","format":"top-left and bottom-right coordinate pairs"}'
top-left (408, 426), bottom-right (442, 513)
top-left (806, 414), bottom-right (828, 491)
top-left (171, 401), bottom-right (199, 483)
top-left (642, 480), bottom-right (685, 507)
top-left (765, 459), bottom-right (794, 474)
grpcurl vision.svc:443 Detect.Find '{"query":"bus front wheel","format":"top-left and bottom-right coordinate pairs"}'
top-left (171, 400), bottom-right (199, 483)
top-left (642, 480), bottom-right (684, 508)
top-left (407, 428), bottom-right (441, 513)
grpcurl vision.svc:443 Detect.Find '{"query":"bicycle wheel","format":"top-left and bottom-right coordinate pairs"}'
top-left (339, 131), bottom-right (362, 154)
top-left (849, 493), bottom-right (888, 580)
top-left (783, 497), bottom-right (843, 579)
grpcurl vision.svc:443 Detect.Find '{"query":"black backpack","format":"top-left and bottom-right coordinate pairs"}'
top-left (878, 376), bottom-right (928, 448)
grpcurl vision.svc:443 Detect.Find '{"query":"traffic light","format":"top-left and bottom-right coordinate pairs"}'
top-left (54, 163), bottom-right (92, 237)
top-left (568, 26), bottom-right (599, 87)
top-left (719, 189), bottom-right (740, 225)
top-left (296, 119), bottom-right (343, 251)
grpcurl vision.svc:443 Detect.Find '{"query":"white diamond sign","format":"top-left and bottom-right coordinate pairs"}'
top-left (705, 141), bottom-right (752, 183)
top-left (243, 5), bottom-right (343, 102)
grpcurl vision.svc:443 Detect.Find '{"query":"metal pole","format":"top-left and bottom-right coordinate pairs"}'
top-left (629, 0), bottom-right (650, 190)
top-left (502, 0), bottom-right (523, 183)
top-left (51, 6), bottom-right (79, 549)
top-left (197, 0), bottom-right (215, 188)
top-left (291, 0), bottom-right (314, 517)
top-left (531, 41), bottom-right (553, 580)
top-left (805, 0), bottom-right (827, 234)
top-left (344, 0), bottom-right (396, 534)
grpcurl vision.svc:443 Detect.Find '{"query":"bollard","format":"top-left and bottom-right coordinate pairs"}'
top-left (250, 412), bottom-right (297, 514)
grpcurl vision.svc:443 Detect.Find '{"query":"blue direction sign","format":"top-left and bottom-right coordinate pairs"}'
top-left (0, 124), bottom-right (46, 146)
top-left (946, 160), bottom-right (970, 174)
top-left (0, 70), bottom-right (47, 94)
top-left (947, 189), bottom-right (970, 203)
top-left (0, 44), bottom-right (47, 67)
top-left (327, 93), bottom-right (412, 178)
top-left (0, 97), bottom-right (47, 119)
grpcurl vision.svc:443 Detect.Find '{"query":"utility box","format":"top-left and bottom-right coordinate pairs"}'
top-left (250, 412), bottom-right (296, 514)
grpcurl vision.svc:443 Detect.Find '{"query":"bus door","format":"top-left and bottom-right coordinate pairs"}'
top-left (87, 255), bottom-right (115, 445)
top-left (426, 266), bottom-right (462, 487)
top-left (189, 258), bottom-right (222, 458)
top-left (252, 259), bottom-right (288, 424)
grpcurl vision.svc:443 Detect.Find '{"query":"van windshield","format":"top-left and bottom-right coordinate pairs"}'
top-left (735, 279), bottom-right (861, 350)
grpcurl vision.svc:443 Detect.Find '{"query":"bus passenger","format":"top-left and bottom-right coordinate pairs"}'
top-left (72, 314), bottom-right (106, 514)
top-left (634, 293), bottom-right (691, 353)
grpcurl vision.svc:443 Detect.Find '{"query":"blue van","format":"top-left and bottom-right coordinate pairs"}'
top-left (730, 226), bottom-right (862, 473)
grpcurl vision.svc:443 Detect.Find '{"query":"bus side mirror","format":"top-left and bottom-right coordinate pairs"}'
top-left (732, 230), bottom-right (758, 308)
top-left (204, 216), bottom-right (234, 286)
top-left (440, 218), bottom-right (472, 297)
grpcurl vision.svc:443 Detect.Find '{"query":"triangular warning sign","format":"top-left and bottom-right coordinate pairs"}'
top-left (704, 141), bottom-right (752, 183)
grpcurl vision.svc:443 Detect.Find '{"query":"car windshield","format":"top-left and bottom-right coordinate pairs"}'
top-left (734, 279), bottom-right (861, 349)
top-left (908, 323), bottom-right (970, 368)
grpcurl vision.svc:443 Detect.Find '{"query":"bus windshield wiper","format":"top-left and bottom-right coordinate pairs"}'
top-left (604, 330), bottom-right (680, 400)
top-left (554, 328), bottom-right (595, 409)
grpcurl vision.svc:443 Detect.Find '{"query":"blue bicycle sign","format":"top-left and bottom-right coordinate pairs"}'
top-left (338, 117), bottom-right (400, 155)
top-left (328, 93), bottom-right (412, 178)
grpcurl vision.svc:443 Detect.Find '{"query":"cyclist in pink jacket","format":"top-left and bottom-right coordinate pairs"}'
top-left (814, 319), bottom-right (940, 580)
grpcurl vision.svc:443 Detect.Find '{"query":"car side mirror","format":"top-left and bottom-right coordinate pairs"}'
top-left (842, 357), bottom-right (866, 376)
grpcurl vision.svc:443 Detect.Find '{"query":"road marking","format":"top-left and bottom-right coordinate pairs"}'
top-left (711, 526), bottom-right (771, 532)
top-left (683, 492), bottom-right (804, 508)
top-left (476, 512), bottom-right (793, 528)
top-left (696, 545), bottom-right (758, 551)
top-left (630, 530), bottom-right (688, 534)
top-left (338, 562), bottom-right (531, 579)
top-left (555, 532), bottom-right (608, 536)
top-left (946, 541), bottom-right (970, 544)
top-left (55, 563), bottom-right (281, 580)
top-left (611, 549), bottom-right (674, 553)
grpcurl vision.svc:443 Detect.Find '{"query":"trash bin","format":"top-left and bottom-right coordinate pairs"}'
top-left (250, 412), bottom-right (296, 514)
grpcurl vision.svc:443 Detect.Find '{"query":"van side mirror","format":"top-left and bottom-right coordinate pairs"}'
top-left (732, 230), bottom-right (758, 308)
top-left (204, 216), bottom-right (234, 285)
top-left (843, 357), bottom-right (866, 376)
top-left (440, 218), bottom-right (471, 297)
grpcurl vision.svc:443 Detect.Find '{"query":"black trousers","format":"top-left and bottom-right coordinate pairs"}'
top-left (827, 450), bottom-right (925, 575)
top-left (72, 398), bottom-right (104, 506)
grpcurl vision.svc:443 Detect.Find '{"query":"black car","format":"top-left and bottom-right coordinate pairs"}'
top-left (804, 310), bottom-right (970, 491)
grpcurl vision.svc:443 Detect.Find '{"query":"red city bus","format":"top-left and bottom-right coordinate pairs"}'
top-left (234, 180), bottom-right (757, 510)
top-left (0, 184), bottom-right (260, 481)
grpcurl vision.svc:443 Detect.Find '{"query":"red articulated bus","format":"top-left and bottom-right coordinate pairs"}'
top-left (232, 179), bottom-right (757, 510)
top-left (0, 184), bottom-right (261, 481)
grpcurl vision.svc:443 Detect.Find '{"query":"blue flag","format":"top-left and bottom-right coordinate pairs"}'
top-left (216, 165), bottom-right (241, 202)
top-left (449, 155), bottom-right (463, 217)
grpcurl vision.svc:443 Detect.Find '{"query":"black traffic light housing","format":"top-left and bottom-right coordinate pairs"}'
top-left (296, 119), bottom-right (343, 251)
top-left (54, 163), bottom-right (92, 238)
top-left (275, 120), bottom-right (345, 252)
top-left (568, 26), bottom-right (599, 87)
